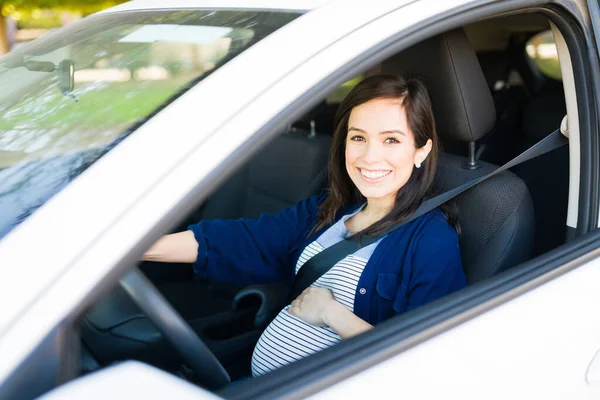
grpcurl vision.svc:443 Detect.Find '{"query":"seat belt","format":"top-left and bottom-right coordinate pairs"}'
top-left (288, 128), bottom-right (568, 301)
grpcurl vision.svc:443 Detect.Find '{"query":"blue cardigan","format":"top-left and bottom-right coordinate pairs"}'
top-left (189, 194), bottom-right (466, 326)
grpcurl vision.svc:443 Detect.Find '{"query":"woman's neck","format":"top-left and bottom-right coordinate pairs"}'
top-left (344, 197), bottom-right (394, 234)
top-left (363, 196), bottom-right (394, 220)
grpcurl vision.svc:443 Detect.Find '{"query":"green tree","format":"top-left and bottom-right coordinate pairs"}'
top-left (0, 0), bottom-right (127, 54)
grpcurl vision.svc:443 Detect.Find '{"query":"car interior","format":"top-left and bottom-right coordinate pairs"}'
top-left (79, 10), bottom-right (570, 392)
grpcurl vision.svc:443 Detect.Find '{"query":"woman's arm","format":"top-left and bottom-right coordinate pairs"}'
top-left (322, 300), bottom-right (373, 339)
top-left (188, 194), bottom-right (326, 285)
top-left (289, 287), bottom-right (373, 339)
top-left (142, 231), bottom-right (198, 263)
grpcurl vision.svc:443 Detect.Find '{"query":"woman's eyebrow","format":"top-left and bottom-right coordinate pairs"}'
top-left (348, 127), bottom-right (366, 133)
top-left (348, 127), bottom-right (406, 136)
top-left (379, 129), bottom-right (406, 136)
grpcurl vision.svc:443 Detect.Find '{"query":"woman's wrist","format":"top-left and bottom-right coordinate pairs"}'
top-left (321, 298), bottom-right (373, 339)
top-left (322, 299), bottom-right (345, 328)
top-left (141, 231), bottom-right (199, 263)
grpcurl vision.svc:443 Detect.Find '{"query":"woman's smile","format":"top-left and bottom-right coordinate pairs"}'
top-left (358, 168), bottom-right (392, 183)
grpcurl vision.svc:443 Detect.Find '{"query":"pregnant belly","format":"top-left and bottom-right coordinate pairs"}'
top-left (250, 306), bottom-right (341, 376)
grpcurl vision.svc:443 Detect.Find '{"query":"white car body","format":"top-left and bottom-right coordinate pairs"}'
top-left (0, 0), bottom-right (599, 398)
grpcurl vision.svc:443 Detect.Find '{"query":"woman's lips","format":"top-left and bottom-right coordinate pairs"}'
top-left (358, 168), bottom-right (391, 183)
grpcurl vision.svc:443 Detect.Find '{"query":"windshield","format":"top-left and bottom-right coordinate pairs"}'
top-left (0, 9), bottom-right (299, 239)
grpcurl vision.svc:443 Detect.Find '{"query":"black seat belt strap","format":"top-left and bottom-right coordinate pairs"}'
top-left (288, 129), bottom-right (568, 301)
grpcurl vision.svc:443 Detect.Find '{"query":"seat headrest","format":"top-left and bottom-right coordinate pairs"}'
top-left (381, 29), bottom-right (496, 143)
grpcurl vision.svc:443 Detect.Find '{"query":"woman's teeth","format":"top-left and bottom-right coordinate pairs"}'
top-left (360, 169), bottom-right (391, 179)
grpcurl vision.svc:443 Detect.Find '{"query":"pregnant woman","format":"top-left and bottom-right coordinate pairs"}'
top-left (143, 74), bottom-right (467, 377)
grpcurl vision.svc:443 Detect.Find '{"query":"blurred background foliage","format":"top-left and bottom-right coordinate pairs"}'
top-left (0, 0), bottom-right (128, 54)
top-left (1, 0), bottom-right (127, 16)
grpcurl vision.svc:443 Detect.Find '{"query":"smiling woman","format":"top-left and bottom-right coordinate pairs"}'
top-left (144, 74), bottom-right (467, 377)
top-left (316, 75), bottom-right (449, 238)
top-left (346, 98), bottom-right (429, 209)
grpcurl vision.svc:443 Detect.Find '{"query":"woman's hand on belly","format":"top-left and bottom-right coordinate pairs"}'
top-left (288, 287), bottom-right (336, 327)
top-left (289, 287), bottom-right (374, 339)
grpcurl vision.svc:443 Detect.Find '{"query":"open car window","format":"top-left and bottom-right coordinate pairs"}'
top-left (526, 29), bottom-right (561, 81)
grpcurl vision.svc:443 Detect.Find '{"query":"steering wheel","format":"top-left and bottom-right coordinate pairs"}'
top-left (119, 267), bottom-right (231, 389)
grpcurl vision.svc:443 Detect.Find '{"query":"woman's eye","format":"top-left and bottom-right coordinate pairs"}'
top-left (384, 137), bottom-right (400, 144)
top-left (350, 135), bottom-right (366, 142)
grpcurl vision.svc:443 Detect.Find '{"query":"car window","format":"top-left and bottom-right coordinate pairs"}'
top-left (525, 29), bottom-right (561, 81)
top-left (326, 75), bottom-right (363, 103)
top-left (0, 9), bottom-right (300, 240)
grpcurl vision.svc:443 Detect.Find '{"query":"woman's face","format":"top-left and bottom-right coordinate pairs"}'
top-left (345, 98), bottom-right (431, 208)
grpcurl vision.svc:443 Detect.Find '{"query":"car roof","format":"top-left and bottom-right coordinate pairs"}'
top-left (98, 0), bottom-right (331, 14)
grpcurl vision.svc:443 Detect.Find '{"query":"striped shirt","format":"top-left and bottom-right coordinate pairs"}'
top-left (251, 208), bottom-right (383, 377)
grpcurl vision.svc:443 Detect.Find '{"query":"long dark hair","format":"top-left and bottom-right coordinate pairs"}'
top-left (311, 74), bottom-right (460, 237)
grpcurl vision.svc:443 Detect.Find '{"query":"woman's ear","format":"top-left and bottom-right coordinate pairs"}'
top-left (414, 139), bottom-right (433, 164)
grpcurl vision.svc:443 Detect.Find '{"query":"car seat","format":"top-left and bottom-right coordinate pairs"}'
top-left (197, 127), bottom-right (331, 221)
top-left (381, 28), bottom-right (535, 283)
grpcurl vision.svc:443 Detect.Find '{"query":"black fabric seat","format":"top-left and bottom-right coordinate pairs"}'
top-left (436, 154), bottom-right (533, 282)
top-left (382, 28), bottom-right (535, 283)
top-left (198, 129), bottom-right (331, 221)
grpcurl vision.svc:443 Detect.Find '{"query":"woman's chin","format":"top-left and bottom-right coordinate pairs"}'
top-left (356, 188), bottom-right (393, 201)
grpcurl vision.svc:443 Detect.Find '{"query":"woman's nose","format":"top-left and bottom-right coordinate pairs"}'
top-left (361, 142), bottom-right (383, 163)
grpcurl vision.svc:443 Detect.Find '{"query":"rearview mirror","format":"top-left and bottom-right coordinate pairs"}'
top-left (24, 60), bottom-right (55, 72)
top-left (58, 59), bottom-right (75, 94)
top-left (21, 58), bottom-right (77, 100)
